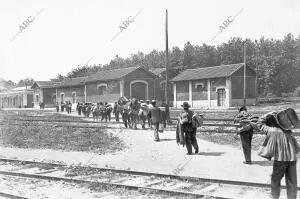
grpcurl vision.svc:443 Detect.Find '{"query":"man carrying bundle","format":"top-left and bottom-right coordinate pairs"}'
top-left (118, 96), bottom-right (131, 128)
top-left (177, 102), bottom-right (201, 155)
top-left (139, 100), bottom-right (148, 129)
top-left (99, 102), bottom-right (106, 122)
top-left (113, 102), bottom-right (120, 122)
top-left (234, 106), bottom-right (258, 164)
top-left (257, 108), bottom-right (299, 199)
top-left (129, 98), bottom-right (140, 130)
top-left (105, 102), bottom-right (112, 122)
top-left (148, 100), bottom-right (161, 142)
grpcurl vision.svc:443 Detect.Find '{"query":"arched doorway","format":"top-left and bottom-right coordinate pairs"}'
top-left (130, 80), bottom-right (148, 101)
top-left (217, 88), bottom-right (226, 106)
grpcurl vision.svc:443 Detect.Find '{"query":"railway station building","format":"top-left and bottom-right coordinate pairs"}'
top-left (33, 66), bottom-right (160, 107)
top-left (171, 63), bottom-right (257, 108)
top-left (0, 86), bottom-right (34, 108)
top-left (31, 81), bottom-right (59, 108)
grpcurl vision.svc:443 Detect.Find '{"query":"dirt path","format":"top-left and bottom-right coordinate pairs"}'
top-left (0, 124), bottom-right (298, 188)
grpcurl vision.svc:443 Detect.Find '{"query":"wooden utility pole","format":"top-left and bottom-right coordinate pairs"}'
top-left (255, 46), bottom-right (259, 105)
top-left (243, 41), bottom-right (246, 106)
top-left (165, 9), bottom-right (169, 104)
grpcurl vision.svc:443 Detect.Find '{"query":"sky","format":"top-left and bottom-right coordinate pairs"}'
top-left (0, 0), bottom-right (300, 83)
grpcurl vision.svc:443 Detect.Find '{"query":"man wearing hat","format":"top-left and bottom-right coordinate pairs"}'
top-left (146, 100), bottom-right (152, 128)
top-left (148, 100), bottom-right (161, 141)
top-left (139, 100), bottom-right (147, 129)
top-left (179, 102), bottom-right (199, 155)
top-left (257, 109), bottom-right (300, 199)
top-left (234, 106), bottom-right (254, 164)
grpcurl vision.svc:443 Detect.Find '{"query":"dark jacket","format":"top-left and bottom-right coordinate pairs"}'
top-left (148, 106), bottom-right (161, 124)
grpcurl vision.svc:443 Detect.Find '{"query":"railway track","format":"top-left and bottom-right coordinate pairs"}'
top-left (0, 191), bottom-right (28, 199)
top-left (0, 158), bottom-right (277, 199)
top-left (2, 119), bottom-right (300, 135)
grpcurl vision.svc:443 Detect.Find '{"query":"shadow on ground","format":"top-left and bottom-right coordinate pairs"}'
top-left (251, 160), bottom-right (273, 166)
top-left (159, 138), bottom-right (176, 142)
top-left (195, 152), bottom-right (226, 156)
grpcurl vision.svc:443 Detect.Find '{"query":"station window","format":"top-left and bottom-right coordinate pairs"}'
top-left (195, 83), bottom-right (204, 90)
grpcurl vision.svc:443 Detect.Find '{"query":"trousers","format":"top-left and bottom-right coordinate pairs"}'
top-left (271, 161), bottom-right (297, 199)
top-left (185, 131), bottom-right (198, 154)
top-left (122, 113), bottom-right (130, 128)
top-left (240, 130), bottom-right (253, 162)
top-left (115, 112), bottom-right (119, 122)
top-left (147, 115), bottom-right (152, 128)
top-left (153, 122), bottom-right (160, 141)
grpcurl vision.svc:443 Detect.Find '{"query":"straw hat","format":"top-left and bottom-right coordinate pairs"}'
top-left (181, 102), bottom-right (191, 108)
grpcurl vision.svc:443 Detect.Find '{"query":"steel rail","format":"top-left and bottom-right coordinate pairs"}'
top-left (0, 191), bottom-right (28, 199)
top-left (0, 170), bottom-right (231, 199)
top-left (1, 116), bottom-right (234, 122)
top-left (0, 158), bottom-right (297, 190)
top-left (0, 119), bottom-right (237, 127)
top-left (2, 122), bottom-right (300, 135)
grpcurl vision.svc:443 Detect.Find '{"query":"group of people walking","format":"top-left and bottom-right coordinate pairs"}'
top-left (116, 98), bottom-right (171, 142)
top-left (234, 106), bottom-right (299, 199)
top-left (55, 101), bottom-right (72, 114)
top-left (54, 97), bottom-right (299, 199)
top-left (75, 101), bottom-right (113, 121)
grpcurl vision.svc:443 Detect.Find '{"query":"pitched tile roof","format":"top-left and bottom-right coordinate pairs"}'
top-left (52, 66), bottom-right (154, 88)
top-left (150, 68), bottom-right (165, 76)
top-left (86, 66), bottom-right (145, 83)
top-left (55, 77), bottom-right (87, 88)
top-left (34, 81), bottom-right (60, 88)
top-left (171, 63), bottom-right (245, 82)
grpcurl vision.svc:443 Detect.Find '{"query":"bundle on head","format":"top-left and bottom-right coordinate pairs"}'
top-left (118, 96), bottom-right (129, 106)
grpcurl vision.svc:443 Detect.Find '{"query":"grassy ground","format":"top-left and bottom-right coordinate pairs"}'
top-left (0, 122), bottom-right (125, 154)
top-left (0, 111), bottom-right (125, 154)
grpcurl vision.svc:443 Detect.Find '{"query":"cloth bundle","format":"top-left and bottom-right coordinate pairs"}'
top-left (139, 103), bottom-right (149, 116)
top-left (176, 112), bottom-right (204, 146)
top-left (234, 111), bottom-right (259, 133)
top-left (192, 113), bottom-right (204, 129)
top-left (176, 120), bottom-right (185, 146)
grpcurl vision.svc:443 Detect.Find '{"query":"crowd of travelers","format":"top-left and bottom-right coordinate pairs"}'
top-left (53, 96), bottom-right (300, 199)
top-left (73, 97), bottom-right (171, 134)
top-left (55, 101), bottom-right (73, 114)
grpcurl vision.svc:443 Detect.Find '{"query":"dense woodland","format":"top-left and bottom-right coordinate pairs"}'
top-left (7, 33), bottom-right (300, 97)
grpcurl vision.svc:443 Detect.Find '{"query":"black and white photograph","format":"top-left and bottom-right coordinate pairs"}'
top-left (0, 0), bottom-right (300, 198)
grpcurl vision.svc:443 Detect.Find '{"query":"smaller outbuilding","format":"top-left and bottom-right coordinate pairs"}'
top-left (171, 63), bottom-right (257, 108)
top-left (0, 86), bottom-right (34, 108)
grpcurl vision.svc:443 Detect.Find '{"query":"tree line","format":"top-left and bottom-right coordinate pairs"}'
top-left (32, 33), bottom-right (300, 97)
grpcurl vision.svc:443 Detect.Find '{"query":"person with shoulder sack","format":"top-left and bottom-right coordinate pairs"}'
top-left (256, 108), bottom-right (300, 199)
top-left (179, 102), bottom-right (199, 155)
top-left (148, 100), bottom-right (161, 142)
top-left (234, 106), bottom-right (257, 164)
